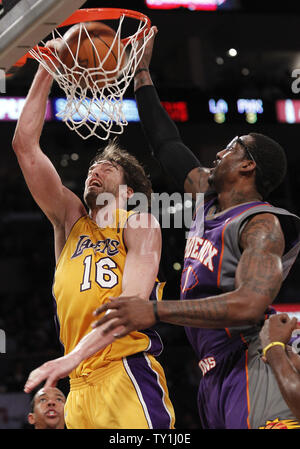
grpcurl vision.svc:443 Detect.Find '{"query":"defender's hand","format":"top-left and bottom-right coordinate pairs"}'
top-left (136, 26), bottom-right (158, 71)
top-left (92, 297), bottom-right (156, 338)
top-left (260, 313), bottom-right (298, 349)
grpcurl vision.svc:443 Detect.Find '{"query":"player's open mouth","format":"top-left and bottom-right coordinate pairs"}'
top-left (89, 179), bottom-right (103, 188)
top-left (46, 410), bottom-right (58, 418)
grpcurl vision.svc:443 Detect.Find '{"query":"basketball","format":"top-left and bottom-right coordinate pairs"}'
top-left (58, 21), bottom-right (126, 89)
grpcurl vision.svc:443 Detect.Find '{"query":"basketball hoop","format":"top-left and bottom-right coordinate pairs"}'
top-left (24, 8), bottom-right (153, 140)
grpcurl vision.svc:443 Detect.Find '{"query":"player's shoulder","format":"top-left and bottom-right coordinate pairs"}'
top-left (243, 211), bottom-right (283, 231)
top-left (240, 212), bottom-right (284, 251)
top-left (127, 211), bottom-right (160, 230)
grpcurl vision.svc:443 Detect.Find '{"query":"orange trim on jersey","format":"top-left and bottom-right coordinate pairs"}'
top-left (180, 266), bottom-right (199, 294)
top-left (240, 333), bottom-right (248, 345)
top-left (194, 194), bottom-right (214, 217)
top-left (216, 203), bottom-right (270, 287)
top-left (224, 328), bottom-right (232, 338)
top-left (245, 349), bottom-right (251, 429)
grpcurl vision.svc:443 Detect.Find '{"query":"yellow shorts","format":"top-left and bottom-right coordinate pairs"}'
top-left (64, 353), bottom-right (175, 429)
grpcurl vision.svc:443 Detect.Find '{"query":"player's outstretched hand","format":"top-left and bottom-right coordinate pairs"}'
top-left (92, 297), bottom-right (156, 338)
top-left (24, 353), bottom-right (80, 393)
top-left (24, 319), bottom-right (126, 393)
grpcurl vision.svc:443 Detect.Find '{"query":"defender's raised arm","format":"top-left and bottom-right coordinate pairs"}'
top-left (134, 27), bottom-right (210, 197)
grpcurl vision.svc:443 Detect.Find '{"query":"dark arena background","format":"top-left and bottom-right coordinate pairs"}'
top-left (1, 0), bottom-right (300, 430)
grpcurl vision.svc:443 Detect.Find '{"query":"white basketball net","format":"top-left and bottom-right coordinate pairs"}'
top-left (29, 14), bottom-right (154, 140)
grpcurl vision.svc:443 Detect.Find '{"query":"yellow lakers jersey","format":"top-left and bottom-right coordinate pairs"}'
top-left (53, 209), bottom-right (164, 378)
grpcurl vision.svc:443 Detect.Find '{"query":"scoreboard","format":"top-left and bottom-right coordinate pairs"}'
top-left (0, 95), bottom-right (299, 124)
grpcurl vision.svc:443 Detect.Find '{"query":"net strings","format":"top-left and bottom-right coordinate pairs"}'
top-left (29, 15), bottom-right (154, 140)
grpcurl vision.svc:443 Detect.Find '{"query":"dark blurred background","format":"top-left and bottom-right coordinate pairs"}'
top-left (1, 0), bottom-right (300, 429)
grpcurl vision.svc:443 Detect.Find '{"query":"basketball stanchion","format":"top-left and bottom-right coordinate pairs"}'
top-left (14, 8), bottom-right (153, 140)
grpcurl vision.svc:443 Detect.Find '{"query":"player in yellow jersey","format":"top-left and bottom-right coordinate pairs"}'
top-left (12, 45), bottom-right (175, 429)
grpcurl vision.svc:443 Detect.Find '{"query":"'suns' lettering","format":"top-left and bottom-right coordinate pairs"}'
top-left (199, 356), bottom-right (216, 376)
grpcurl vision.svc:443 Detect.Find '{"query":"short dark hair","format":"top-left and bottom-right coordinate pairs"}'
top-left (90, 138), bottom-right (152, 205)
top-left (247, 133), bottom-right (287, 199)
top-left (30, 396), bottom-right (35, 413)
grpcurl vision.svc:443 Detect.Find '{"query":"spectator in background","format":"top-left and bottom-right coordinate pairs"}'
top-left (27, 386), bottom-right (66, 429)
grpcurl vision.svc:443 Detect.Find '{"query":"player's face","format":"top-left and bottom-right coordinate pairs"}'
top-left (84, 160), bottom-right (126, 208)
top-left (28, 387), bottom-right (66, 429)
top-left (208, 135), bottom-right (252, 191)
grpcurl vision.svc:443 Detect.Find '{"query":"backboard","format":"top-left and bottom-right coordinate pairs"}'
top-left (0, 0), bottom-right (87, 72)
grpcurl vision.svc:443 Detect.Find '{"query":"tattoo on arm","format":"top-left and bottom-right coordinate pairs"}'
top-left (160, 296), bottom-right (230, 328)
top-left (237, 213), bottom-right (285, 300)
top-left (185, 167), bottom-right (210, 195)
top-left (134, 73), bottom-right (153, 91)
top-left (238, 251), bottom-right (282, 298)
top-left (158, 214), bottom-right (285, 329)
top-left (240, 215), bottom-right (285, 254)
top-left (186, 175), bottom-right (195, 187)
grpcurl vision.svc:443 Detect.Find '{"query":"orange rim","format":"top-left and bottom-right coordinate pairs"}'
top-left (13, 8), bottom-right (151, 66)
top-left (58, 8), bottom-right (151, 44)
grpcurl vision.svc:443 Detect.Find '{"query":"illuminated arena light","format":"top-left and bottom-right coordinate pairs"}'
top-left (0, 97), bottom-right (189, 123)
top-left (0, 97), bottom-right (52, 121)
top-left (145, 0), bottom-right (227, 11)
top-left (276, 99), bottom-right (300, 123)
top-left (273, 304), bottom-right (300, 323)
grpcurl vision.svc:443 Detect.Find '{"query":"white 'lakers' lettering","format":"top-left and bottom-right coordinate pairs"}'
top-left (72, 235), bottom-right (120, 259)
top-left (199, 356), bottom-right (216, 376)
top-left (184, 237), bottom-right (218, 271)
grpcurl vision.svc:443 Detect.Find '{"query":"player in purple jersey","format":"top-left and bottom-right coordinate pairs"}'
top-left (93, 27), bottom-right (300, 429)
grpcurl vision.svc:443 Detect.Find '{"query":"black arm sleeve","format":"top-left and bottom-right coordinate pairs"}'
top-left (135, 85), bottom-right (201, 191)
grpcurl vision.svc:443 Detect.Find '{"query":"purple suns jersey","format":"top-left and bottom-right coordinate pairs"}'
top-left (181, 194), bottom-right (300, 428)
top-left (181, 194), bottom-right (300, 361)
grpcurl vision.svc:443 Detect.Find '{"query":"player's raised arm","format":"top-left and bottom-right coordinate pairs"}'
top-left (134, 26), bottom-right (210, 198)
top-left (12, 43), bottom-right (84, 219)
top-left (12, 51), bottom-right (85, 257)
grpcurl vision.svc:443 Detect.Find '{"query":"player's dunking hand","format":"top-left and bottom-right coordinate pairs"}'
top-left (37, 38), bottom-right (63, 73)
top-left (136, 25), bottom-right (158, 71)
top-left (92, 297), bottom-right (156, 338)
